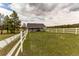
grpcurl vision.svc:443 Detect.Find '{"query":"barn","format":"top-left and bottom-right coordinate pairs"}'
top-left (27, 23), bottom-right (46, 32)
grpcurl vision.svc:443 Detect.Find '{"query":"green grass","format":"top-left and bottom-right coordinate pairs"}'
top-left (0, 34), bottom-right (14, 41)
top-left (23, 32), bottom-right (79, 56)
top-left (0, 30), bottom-right (16, 41)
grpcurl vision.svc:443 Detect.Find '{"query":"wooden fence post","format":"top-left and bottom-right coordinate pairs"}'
top-left (20, 31), bottom-right (23, 53)
top-left (6, 30), bottom-right (28, 56)
top-left (63, 28), bottom-right (65, 33)
top-left (56, 28), bottom-right (57, 33)
top-left (75, 28), bottom-right (78, 34)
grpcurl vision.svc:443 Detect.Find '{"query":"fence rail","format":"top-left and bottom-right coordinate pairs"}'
top-left (6, 30), bottom-right (28, 56)
top-left (47, 28), bottom-right (79, 34)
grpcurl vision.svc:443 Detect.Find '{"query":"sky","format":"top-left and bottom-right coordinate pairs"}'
top-left (1, 3), bottom-right (79, 26)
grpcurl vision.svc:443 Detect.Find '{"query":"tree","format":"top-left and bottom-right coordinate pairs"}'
top-left (0, 13), bottom-right (4, 34)
top-left (3, 15), bottom-right (10, 33)
top-left (0, 13), bottom-right (2, 34)
top-left (10, 10), bottom-right (21, 33)
top-left (3, 11), bottom-right (21, 34)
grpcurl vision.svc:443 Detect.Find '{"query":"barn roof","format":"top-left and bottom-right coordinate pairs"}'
top-left (27, 23), bottom-right (45, 28)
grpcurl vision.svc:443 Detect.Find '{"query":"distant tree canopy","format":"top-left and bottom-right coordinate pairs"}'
top-left (48, 24), bottom-right (79, 28)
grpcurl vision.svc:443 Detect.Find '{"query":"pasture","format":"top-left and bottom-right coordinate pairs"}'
top-left (0, 34), bottom-right (15, 41)
top-left (0, 30), bottom-right (19, 41)
top-left (23, 31), bottom-right (79, 56)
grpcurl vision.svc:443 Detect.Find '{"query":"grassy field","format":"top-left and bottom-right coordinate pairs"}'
top-left (0, 34), bottom-right (14, 41)
top-left (0, 30), bottom-right (19, 41)
top-left (23, 32), bottom-right (79, 56)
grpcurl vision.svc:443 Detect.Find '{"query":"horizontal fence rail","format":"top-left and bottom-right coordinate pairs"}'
top-left (6, 30), bottom-right (28, 56)
top-left (47, 28), bottom-right (79, 34)
top-left (0, 34), bottom-right (20, 48)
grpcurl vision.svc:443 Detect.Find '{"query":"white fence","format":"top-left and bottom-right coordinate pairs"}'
top-left (47, 28), bottom-right (79, 34)
top-left (0, 34), bottom-right (20, 48)
top-left (6, 30), bottom-right (28, 56)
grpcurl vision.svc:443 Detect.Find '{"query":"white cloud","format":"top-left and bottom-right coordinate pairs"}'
top-left (0, 7), bottom-right (12, 16)
top-left (10, 3), bottom-right (79, 26)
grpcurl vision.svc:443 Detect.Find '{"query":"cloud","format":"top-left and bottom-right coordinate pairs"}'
top-left (29, 3), bottom-right (57, 12)
top-left (11, 3), bottom-right (59, 16)
top-left (11, 3), bottom-right (74, 16)
top-left (10, 3), bottom-right (79, 26)
top-left (69, 3), bottom-right (79, 11)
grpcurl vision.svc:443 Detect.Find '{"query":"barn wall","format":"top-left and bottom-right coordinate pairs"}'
top-left (28, 28), bottom-right (45, 32)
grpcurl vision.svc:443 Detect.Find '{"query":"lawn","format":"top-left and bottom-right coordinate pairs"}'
top-left (23, 32), bottom-right (79, 56)
top-left (0, 34), bottom-right (14, 41)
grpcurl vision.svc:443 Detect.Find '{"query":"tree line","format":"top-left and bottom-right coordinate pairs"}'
top-left (0, 11), bottom-right (26, 34)
top-left (48, 23), bottom-right (79, 28)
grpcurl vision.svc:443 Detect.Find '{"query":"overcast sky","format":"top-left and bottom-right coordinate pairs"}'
top-left (1, 3), bottom-right (79, 26)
